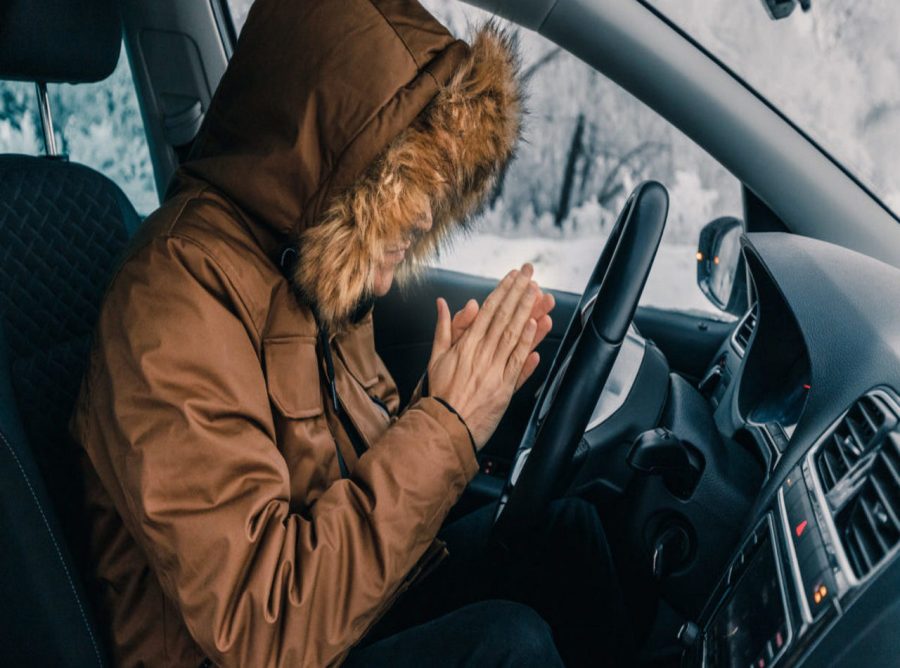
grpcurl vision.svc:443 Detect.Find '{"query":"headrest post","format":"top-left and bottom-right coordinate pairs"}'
top-left (35, 82), bottom-right (60, 157)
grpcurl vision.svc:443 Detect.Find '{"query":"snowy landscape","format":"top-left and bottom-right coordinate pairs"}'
top-left (3, 0), bottom-right (898, 316)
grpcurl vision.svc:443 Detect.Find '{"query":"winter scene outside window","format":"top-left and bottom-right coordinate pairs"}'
top-left (650, 0), bottom-right (900, 220)
top-left (417, 0), bottom-right (742, 315)
top-left (0, 47), bottom-right (158, 215)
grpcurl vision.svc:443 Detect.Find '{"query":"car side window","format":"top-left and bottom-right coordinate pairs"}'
top-left (224, 0), bottom-right (742, 317)
top-left (0, 46), bottom-right (158, 215)
top-left (419, 2), bottom-right (742, 316)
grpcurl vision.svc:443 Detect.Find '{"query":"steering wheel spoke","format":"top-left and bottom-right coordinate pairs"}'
top-left (491, 181), bottom-right (669, 548)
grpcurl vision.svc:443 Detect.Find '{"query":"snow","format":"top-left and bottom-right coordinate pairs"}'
top-left (650, 0), bottom-right (900, 216)
top-left (432, 232), bottom-right (722, 316)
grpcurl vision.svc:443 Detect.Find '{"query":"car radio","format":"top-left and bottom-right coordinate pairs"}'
top-left (701, 515), bottom-right (793, 668)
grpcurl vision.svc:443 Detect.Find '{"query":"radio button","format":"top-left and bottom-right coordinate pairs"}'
top-left (783, 466), bottom-right (803, 491)
top-left (805, 567), bottom-right (836, 618)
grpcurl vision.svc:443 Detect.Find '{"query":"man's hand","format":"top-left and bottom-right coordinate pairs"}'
top-left (426, 264), bottom-right (549, 449)
top-left (447, 266), bottom-right (554, 390)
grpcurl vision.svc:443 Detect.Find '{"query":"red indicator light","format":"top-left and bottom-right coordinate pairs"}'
top-left (795, 520), bottom-right (808, 537)
top-left (803, 383), bottom-right (812, 390)
top-left (775, 631), bottom-right (784, 648)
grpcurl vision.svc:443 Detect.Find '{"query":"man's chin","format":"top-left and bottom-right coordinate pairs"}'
top-left (372, 269), bottom-right (395, 296)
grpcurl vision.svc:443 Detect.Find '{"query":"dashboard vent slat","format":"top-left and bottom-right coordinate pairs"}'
top-left (816, 395), bottom-right (894, 493)
top-left (732, 304), bottom-right (758, 355)
top-left (846, 521), bottom-right (875, 575)
top-left (870, 474), bottom-right (900, 534)
top-left (881, 435), bottom-right (900, 491)
top-left (859, 399), bottom-right (881, 433)
top-left (822, 394), bottom-right (900, 580)
top-left (818, 444), bottom-right (844, 490)
top-left (844, 419), bottom-right (867, 457)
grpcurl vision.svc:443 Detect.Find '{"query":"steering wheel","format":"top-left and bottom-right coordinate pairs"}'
top-left (491, 181), bottom-right (669, 547)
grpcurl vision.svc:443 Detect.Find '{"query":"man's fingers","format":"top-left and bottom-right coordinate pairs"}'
top-left (494, 283), bottom-right (538, 362)
top-left (483, 270), bottom-right (535, 354)
top-left (466, 269), bottom-right (518, 341)
top-left (525, 287), bottom-right (553, 349)
top-left (532, 314), bottom-right (553, 351)
top-left (531, 291), bottom-right (554, 322)
top-left (505, 318), bottom-right (537, 383)
top-left (515, 351), bottom-right (541, 391)
top-left (451, 299), bottom-right (479, 345)
top-left (464, 264), bottom-right (533, 342)
top-left (430, 297), bottom-right (452, 363)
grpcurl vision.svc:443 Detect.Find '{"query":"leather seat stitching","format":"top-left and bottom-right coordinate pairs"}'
top-left (0, 428), bottom-right (103, 666)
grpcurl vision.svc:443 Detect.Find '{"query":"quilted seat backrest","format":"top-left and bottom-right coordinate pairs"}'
top-left (0, 153), bottom-right (140, 665)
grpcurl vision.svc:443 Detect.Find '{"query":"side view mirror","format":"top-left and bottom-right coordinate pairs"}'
top-left (696, 216), bottom-right (747, 315)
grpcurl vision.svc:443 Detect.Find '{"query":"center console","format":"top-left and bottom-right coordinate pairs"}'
top-left (704, 515), bottom-right (791, 667)
top-left (682, 389), bottom-right (900, 667)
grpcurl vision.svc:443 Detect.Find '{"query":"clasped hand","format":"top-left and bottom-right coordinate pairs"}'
top-left (427, 264), bottom-right (555, 449)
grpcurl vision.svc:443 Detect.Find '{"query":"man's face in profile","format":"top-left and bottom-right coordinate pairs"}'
top-left (373, 205), bottom-right (433, 296)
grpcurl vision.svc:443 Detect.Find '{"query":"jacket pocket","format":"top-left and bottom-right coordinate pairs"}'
top-left (262, 336), bottom-right (324, 419)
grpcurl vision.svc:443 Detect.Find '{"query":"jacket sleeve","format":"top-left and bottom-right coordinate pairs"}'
top-left (83, 235), bottom-right (479, 667)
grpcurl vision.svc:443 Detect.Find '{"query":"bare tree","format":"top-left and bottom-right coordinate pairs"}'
top-left (555, 113), bottom-right (585, 226)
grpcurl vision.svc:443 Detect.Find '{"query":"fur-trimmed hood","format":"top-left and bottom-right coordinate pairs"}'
top-left (174, 0), bottom-right (523, 330)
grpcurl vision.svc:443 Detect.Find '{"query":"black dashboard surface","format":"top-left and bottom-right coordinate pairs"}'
top-left (739, 232), bottom-right (900, 503)
top-left (700, 232), bottom-right (900, 668)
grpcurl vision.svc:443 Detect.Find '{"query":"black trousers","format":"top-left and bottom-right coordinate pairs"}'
top-left (344, 498), bottom-right (632, 667)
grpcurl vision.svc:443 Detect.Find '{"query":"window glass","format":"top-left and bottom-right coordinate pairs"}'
top-left (224, 0), bottom-right (742, 315)
top-left (0, 46), bottom-right (158, 215)
top-left (227, 0), bottom-right (254, 32)
top-left (421, 1), bottom-right (740, 315)
top-left (648, 0), bottom-right (900, 220)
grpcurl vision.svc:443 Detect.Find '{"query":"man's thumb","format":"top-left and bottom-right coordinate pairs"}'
top-left (431, 297), bottom-right (451, 361)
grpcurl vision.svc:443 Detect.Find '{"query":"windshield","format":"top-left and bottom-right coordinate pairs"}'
top-left (647, 0), bottom-right (900, 220)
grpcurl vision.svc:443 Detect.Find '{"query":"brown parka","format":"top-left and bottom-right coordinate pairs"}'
top-left (68, 0), bottom-right (523, 666)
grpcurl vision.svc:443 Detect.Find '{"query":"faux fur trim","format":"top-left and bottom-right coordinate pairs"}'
top-left (294, 22), bottom-right (524, 331)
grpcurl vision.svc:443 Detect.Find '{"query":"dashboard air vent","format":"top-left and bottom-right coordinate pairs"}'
top-left (816, 395), bottom-right (895, 492)
top-left (834, 431), bottom-right (900, 579)
top-left (732, 304), bottom-right (758, 354)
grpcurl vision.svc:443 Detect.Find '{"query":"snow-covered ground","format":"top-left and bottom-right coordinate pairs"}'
top-left (432, 232), bottom-right (723, 316)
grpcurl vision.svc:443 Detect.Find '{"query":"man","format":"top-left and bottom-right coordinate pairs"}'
top-left (71, 1), bottom-right (628, 666)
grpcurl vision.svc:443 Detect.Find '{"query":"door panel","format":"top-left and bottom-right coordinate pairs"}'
top-left (373, 268), bottom-right (578, 460)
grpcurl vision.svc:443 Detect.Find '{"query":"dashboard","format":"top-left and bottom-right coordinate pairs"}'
top-left (681, 232), bottom-right (900, 668)
top-left (747, 351), bottom-right (810, 440)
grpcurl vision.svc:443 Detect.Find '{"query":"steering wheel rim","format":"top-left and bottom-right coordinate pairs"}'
top-left (491, 181), bottom-right (669, 547)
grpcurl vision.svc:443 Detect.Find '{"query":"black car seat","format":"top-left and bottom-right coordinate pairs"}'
top-left (0, 1), bottom-right (141, 665)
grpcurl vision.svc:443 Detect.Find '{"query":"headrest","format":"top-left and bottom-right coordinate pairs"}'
top-left (0, 0), bottom-right (122, 84)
